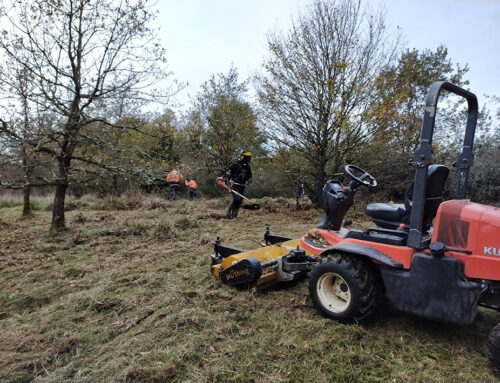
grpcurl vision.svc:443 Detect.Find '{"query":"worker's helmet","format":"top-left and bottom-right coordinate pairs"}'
top-left (240, 151), bottom-right (252, 162)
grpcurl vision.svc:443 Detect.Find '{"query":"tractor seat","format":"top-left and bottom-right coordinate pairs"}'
top-left (365, 164), bottom-right (449, 230)
top-left (365, 203), bottom-right (406, 223)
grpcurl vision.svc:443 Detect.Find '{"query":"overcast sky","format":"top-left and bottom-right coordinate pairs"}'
top-left (154, 0), bottom-right (500, 113)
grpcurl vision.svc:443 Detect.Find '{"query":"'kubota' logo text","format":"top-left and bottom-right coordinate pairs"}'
top-left (484, 247), bottom-right (500, 256)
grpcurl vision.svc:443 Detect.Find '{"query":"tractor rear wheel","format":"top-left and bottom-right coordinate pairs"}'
top-left (487, 323), bottom-right (500, 376)
top-left (308, 253), bottom-right (379, 322)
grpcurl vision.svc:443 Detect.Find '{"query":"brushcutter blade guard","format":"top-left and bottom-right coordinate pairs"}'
top-left (241, 203), bottom-right (261, 210)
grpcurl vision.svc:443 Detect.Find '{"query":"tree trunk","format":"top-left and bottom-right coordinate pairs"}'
top-left (21, 150), bottom-right (32, 217)
top-left (113, 174), bottom-right (119, 195)
top-left (51, 183), bottom-right (68, 231)
top-left (315, 171), bottom-right (326, 207)
top-left (315, 149), bottom-right (328, 206)
top-left (52, 149), bottom-right (72, 231)
top-left (51, 105), bottom-right (80, 230)
top-left (22, 184), bottom-right (31, 216)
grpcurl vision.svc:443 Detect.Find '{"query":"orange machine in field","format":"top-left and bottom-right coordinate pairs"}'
top-left (300, 200), bottom-right (500, 279)
top-left (211, 82), bottom-right (500, 374)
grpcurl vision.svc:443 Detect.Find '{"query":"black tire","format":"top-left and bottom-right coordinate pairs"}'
top-left (487, 323), bottom-right (500, 376)
top-left (308, 253), bottom-right (380, 323)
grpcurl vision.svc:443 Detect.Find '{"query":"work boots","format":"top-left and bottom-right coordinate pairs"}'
top-left (226, 202), bottom-right (240, 218)
top-left (231, 207), bottom-right (240, 218)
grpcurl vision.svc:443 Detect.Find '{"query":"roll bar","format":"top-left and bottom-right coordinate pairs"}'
top-left (407, 81), bottom-right (478, 249)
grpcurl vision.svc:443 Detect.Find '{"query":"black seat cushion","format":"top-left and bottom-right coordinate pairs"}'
top-left (366, 164), bottom-right (449, 230)
top-left (365, 203), bottom-right (406, 222)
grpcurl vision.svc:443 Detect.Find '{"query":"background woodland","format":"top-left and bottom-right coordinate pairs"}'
top-left (0, 0), bottom-right (498, 230)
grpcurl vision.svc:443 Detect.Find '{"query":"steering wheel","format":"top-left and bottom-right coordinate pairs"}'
top-left (344, 164), bottom-right (377, 188)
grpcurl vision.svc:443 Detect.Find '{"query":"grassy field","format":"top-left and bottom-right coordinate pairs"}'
top-left (0, 193), bottom-right (498, 383)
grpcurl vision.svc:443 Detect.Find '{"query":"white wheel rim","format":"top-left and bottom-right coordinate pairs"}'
top-left (317, 272), bottom-right (351, 313)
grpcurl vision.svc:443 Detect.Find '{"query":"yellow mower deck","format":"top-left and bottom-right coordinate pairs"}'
top-left (212, 238), bottom-right (315, 288)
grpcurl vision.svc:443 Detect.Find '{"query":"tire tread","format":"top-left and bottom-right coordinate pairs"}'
top-left (308, 253), bottom-right (380, 323)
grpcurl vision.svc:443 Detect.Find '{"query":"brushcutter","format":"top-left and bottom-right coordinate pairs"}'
top-left (216, 176), bottom-right (260, 210)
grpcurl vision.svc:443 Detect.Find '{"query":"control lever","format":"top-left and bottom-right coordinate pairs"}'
top-left (429, 242), bottom-right (472, 258)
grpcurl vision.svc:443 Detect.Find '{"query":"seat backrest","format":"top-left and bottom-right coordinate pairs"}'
top-left (403, 164), bottom-right (449, 228)
top-left (425, 164), bottom-right (450, 199)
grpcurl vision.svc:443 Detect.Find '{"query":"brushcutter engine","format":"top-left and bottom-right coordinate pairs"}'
top-left (216, 176), bottom-right (227, 189)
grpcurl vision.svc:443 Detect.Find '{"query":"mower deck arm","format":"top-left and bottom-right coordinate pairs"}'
top-left (262, 227), bottom-right (293, 246)
top-left (212, 237), bottom-right (244, 261)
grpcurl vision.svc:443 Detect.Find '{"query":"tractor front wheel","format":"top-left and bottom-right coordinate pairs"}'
top-left (308, 253), bottom-right (379, 323)
top-left (487, 323), bottom-right (500, 376)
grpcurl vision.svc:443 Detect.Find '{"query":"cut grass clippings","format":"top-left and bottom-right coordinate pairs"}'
top-left (0, 193), bottom-right (497, 382)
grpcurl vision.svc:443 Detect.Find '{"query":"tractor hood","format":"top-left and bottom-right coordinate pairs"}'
top-left (433, 200), bottom-right (500, 280)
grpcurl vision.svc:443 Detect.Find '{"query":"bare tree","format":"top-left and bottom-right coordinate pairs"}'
top-left (0, 0), bottom-right (180, 230)
top-left (0, 58), bottom-right (55, 216)
top-left (255, 0), bottom-right (397, 202)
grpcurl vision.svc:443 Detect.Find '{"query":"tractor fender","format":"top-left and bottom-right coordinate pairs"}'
top-left (320, 243), bottom-right (404, 269)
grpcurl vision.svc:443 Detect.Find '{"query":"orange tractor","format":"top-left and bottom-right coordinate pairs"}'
top-left (210, 82), bottom-right (500, 373)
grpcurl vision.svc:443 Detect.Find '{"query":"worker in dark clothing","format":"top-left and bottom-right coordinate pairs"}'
top-left (225, 151), bottom-right (252, 218)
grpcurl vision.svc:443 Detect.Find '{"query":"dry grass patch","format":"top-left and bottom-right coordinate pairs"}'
top-left (153, 222), bottom-right (176, 241)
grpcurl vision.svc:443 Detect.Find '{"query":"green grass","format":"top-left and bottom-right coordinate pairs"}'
top-left (0, 193), bottom-right (498, 382)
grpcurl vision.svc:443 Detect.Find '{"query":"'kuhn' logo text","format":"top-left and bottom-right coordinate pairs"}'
top-left (484, 247), bottom-right (500, 256)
